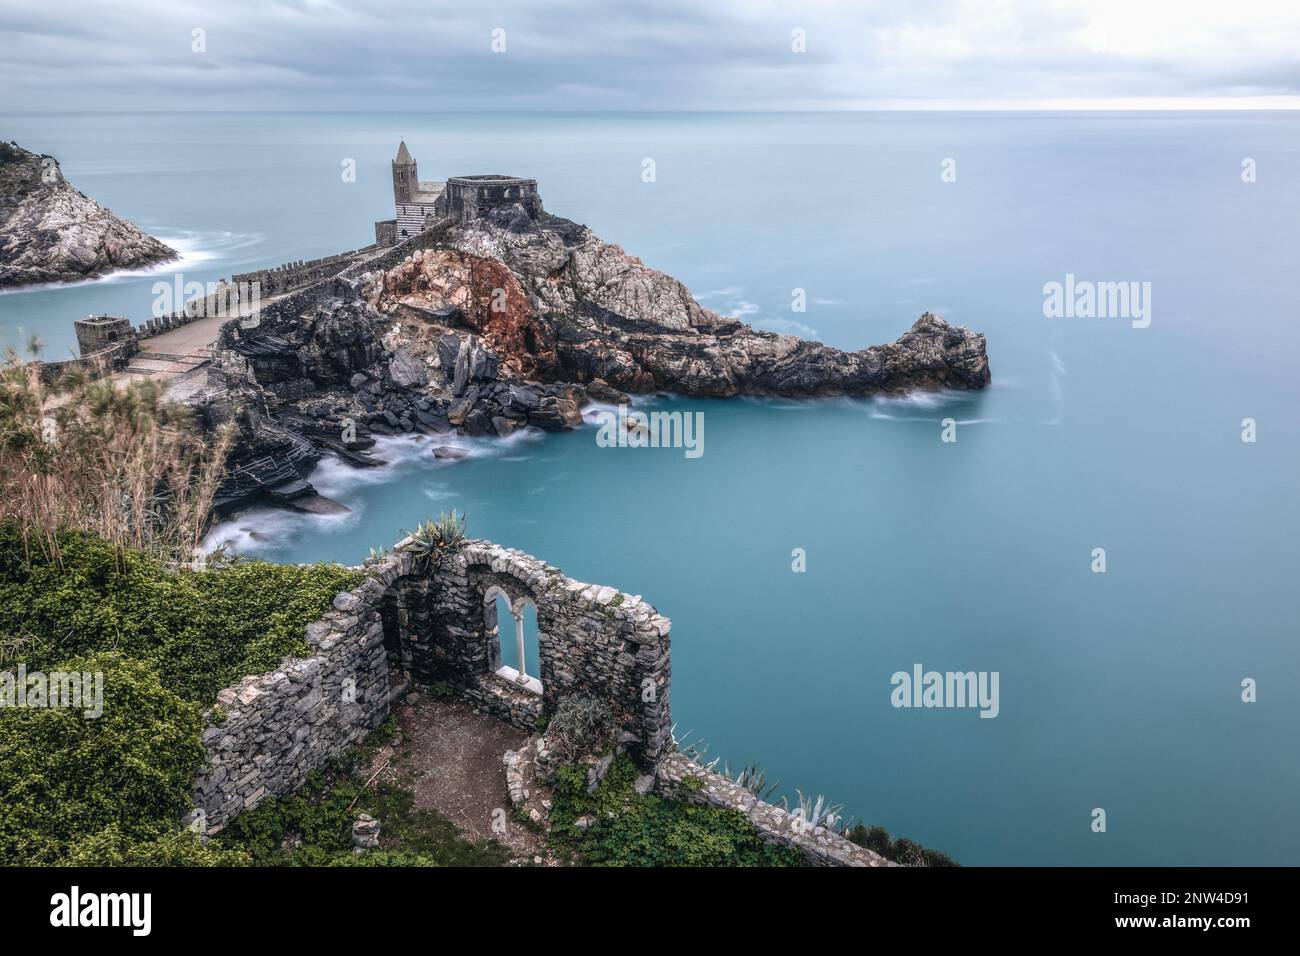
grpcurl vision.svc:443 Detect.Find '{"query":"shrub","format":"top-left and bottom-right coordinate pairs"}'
top-left (549, 754), bottom-right (804, 867)
top-left (0, 527), bottom-right (359, 865)
top-left (0, 652), bottom-right (206, 864)
top-left (545, 693), bottom-right (616, 762)
top-left (846, 823), bottom-right (958, 867)
top-left (0, 525), bottom-right (359, 702)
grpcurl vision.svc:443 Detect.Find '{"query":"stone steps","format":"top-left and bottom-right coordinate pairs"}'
top-left (125, 356), bottom-right (203, 375)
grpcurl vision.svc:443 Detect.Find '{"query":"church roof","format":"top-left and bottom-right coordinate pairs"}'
top-left (394, 140), bottom-right (413, 164)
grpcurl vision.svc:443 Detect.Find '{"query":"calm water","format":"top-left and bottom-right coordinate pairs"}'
top-left (3, 111), bottom-right (1298, 865)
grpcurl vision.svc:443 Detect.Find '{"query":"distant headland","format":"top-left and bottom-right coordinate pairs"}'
top-left (0, 141), bottom-right (177, 288)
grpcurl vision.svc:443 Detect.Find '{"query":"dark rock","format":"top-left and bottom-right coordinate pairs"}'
top-left (492, 416), bottom-right (523, 437)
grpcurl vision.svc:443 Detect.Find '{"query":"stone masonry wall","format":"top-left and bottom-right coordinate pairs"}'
top-left (655, 752), bottom-right (895, 867)
top-left (190, 572), bottom-right (394, 833)
top-left (391, 541), bottom-right (672, 764)
top-left (188, 536), bottom-right (888, 866)
top-left (190, 537), bottom-right (672, 831)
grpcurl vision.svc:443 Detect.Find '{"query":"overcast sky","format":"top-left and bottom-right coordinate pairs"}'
top-left (3, 0), bottom-right (1300, 111)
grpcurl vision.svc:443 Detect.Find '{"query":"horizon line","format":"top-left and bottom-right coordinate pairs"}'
top-left (5, 105), bottom-right (1300, 115)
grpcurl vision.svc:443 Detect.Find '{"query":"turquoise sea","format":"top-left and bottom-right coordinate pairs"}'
top-left (2, 111), bottom-right (1297, 865)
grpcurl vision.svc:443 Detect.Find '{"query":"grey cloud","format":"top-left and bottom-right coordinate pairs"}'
top-left (2, 0), bottom-right (1298, 110)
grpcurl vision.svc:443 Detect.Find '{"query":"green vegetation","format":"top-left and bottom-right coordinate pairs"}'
top-left (217, 759), bottom-right (509, 867)
top-left (548, 754), bottom-right (805, 867)
top-left (544, 692), bottom-right (615, 762)
top-left (0, 525), bottom-right (359, 702)
top-left (0, 526), bottom-right (358, 864)
top-left (847, 823), bottom-right (959, 867)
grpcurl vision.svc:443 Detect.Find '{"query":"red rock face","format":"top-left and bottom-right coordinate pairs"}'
top-left (375, 249), bottom-right (558, 378)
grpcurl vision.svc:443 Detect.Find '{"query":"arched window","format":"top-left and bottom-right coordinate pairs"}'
top-left (483, 586), bottom-right (541, 694)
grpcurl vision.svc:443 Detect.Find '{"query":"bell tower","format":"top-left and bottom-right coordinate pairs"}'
top-left (392, 140), bottom-right (417, 205)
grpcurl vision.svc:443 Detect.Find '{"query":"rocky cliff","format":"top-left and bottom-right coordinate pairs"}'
top-left (0, 141), bottom-right (177, 287)
top-left (363, 207), bottom-right (991, 396)
top-left (201, 201), bottom-right (989, 513)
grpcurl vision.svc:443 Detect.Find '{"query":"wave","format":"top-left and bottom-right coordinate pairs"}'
top-left (154, 229), bottom-right (264, 269)
top-left (207, 425), bottom-right (555, 556)
top-left (0, 228), bottom-right (264, 297)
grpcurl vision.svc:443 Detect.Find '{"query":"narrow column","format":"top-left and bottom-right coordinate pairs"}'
top-left (512, 608), bottom-right (527, 682)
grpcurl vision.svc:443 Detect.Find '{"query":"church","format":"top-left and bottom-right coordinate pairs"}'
top-left (374, 141), bottom-right (542, 246)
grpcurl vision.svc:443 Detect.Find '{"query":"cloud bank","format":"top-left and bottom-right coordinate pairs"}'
top-left (3, 0), bottom-right (1299, 111)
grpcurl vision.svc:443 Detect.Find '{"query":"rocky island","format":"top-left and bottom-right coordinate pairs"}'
top-left (0, 141), bottom-right (177, 287)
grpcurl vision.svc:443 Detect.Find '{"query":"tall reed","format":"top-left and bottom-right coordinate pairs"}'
top-left (0, 345), bottom-right (232, 566)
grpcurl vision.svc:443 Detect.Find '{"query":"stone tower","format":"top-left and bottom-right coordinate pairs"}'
top-left (376, 140), bottom-right (448, 244)
top-left (391, 140), bottom-right (417, 205)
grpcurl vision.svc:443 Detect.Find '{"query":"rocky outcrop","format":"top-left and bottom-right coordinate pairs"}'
top-left (365, 207), bottom-right (990, 397)
top-left (196, 197), bottom-right (989, 514)
top-left (0, 141), bottom-right (177, 287)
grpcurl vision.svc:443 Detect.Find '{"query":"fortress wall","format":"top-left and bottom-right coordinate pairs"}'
top-left (38, 337), bottom-right (137, 385)
top-left (443, 176), bottom-right (542, 223)
top-left (130, 246), bottom-right (383, 347)
top-left (337, 220), bottom-right (452, 282)
top-left (232, 245), bottom-right (379, 297)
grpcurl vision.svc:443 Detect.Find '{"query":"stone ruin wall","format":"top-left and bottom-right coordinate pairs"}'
top-left (442, 176), bottom-right (542, 224)
top-left (655, 754), bottom-right (894, 867)
top-left (188, 536), bottom-right (884, 866)
top-left (191, 539), bottom-right (672, 831)
top-left (190, 571), bottom-right (394, 832)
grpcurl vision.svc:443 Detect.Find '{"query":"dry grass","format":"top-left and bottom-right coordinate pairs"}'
top-left (0, 346), bottom-right (231, 566)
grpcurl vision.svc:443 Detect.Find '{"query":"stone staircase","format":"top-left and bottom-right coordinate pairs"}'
top-left (124, 347), bottom-right (212, 377)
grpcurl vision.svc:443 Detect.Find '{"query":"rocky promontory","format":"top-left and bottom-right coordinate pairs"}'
top-left (0, 141), bottom-right (177, 287)
top-left (364, 209), bottom-right (990, 396)
top-left (197, 199), bottom-right (989, 513)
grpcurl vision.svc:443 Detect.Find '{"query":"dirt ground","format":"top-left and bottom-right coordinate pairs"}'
top-left (361, 693), bottom-right (556, 862)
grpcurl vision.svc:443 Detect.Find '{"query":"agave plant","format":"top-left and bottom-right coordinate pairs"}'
top-left (670, 724), bottom-right (719, 770)
top-left (791, 789), bottom-right (846, 833)
top-left (399, 510), bottom-right (467, 567)
top-left (724, 761), bottom-right (780, 802)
